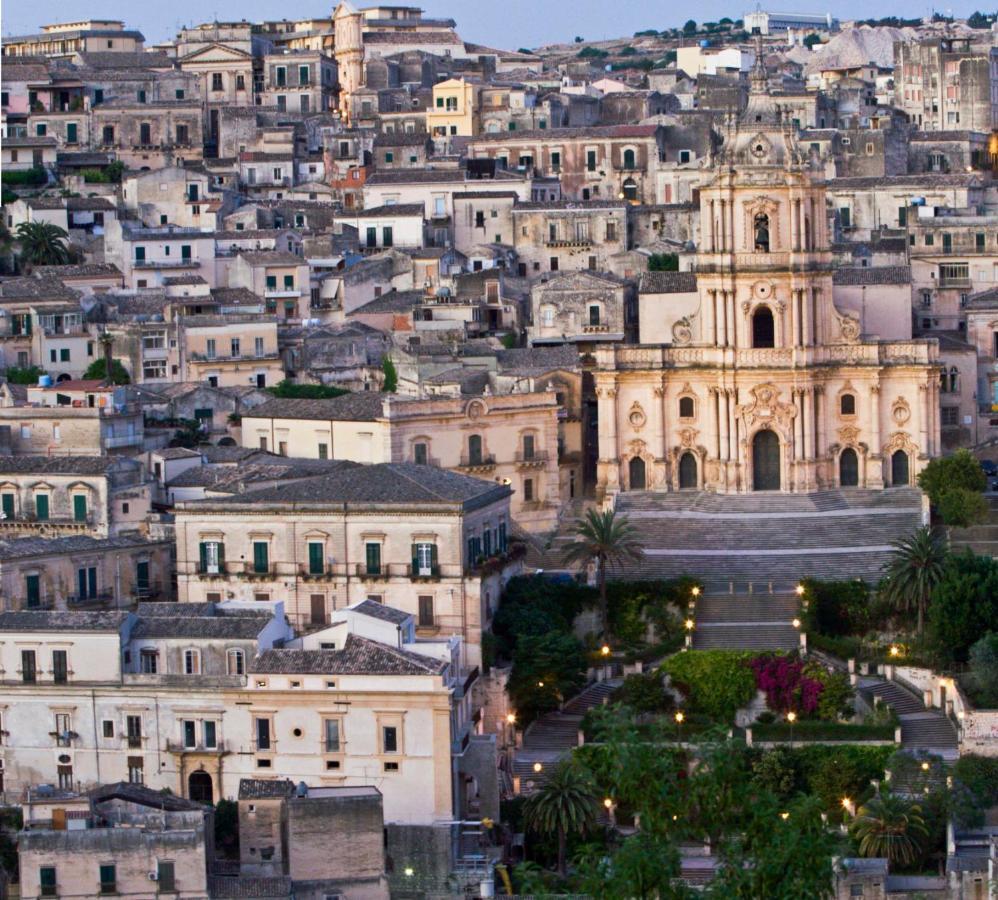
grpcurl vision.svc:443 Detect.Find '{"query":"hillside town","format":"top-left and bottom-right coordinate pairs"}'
top-left (1, 3), bottom-right (998, 898)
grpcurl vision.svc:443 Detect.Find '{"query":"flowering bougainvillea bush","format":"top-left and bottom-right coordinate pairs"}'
top-left (750, 654), bottom-right (853, 720)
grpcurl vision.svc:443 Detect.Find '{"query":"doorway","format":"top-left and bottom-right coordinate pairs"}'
top-left (839, 448), bottom-right (859, 487)
top-left (891, 450), bottom-right (910, 486)
top-left (628, 457), bottom-right (646, 490)
top-left (752, 430), bottom-right (781, 491)
top-left (188, 771), bottom-right (213, 805)
top-left (678, 452), bottom-right (698, 490)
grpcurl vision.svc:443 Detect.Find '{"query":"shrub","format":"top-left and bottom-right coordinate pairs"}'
top-left (612, 671), bottom-right (675, 714)
top-left (380, 354), bottom-right (398, 393)
top-left (800, 578), bottom-right (873, 637)
top-left (660, 650), bottom-right (756, 721)
top-left (797, 745), bottom-right (894, 815)
top-left (751, 721), bottom-right (895, 742)
top-left (1, 167), bottom-right (47, 185)
top-left (918, 450), bottom-right (988, 527)
top-left (4, 365), bottom-right (47, 385)
top-left (951, 755), bottom-right (998, 827)
top-left (577, 46), bottom-right (608, 58)
top-left (927, 550), bottom-right (998, 665)
top-left (806, 663), bottom-right (855, 721)
top-left (266, 380), bottom-right (348, 399)
top-left (751, 748), bottom-right (800, 798)
top-left (750, 655), bottom-right (823, 716)
top-left (647, 252), bottom-right (678, 272)
top-left (965, 632), bottom-right (998, 708)
top-left (508, 631), bottom-right (588, 724)
top-left (937, 488), bottom-right (989, 529)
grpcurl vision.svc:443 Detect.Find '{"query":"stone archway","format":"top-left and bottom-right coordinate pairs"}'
top-left (891, 450), bottom-right (910, 486)
top-left (628, 456), bottom-right (646, 490)
top-left (752, 306), bottom-right (775, 348)
top-left (839, 447), bottom-right (859, 487)
top-left (188, 770), bottom-right (213, 805)
top-left (752, 430), bottom-right (781, 491)
top-left (678, 452), bottom-right (698, 489)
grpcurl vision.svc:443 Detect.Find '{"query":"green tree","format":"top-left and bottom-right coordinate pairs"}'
top-left (213, 798), bottom-right (240, 859)
top-left (803, 32), bottom-right (822, 49)
top-left (850, 793), bottom-right (928, 868)
top-left (15, 221), bottom-right (71, 267)
top-left (380, 354), bottom-right (398, 393)
top-left (648, 252), bottom-right (679, 271)
top-left (523, 761), bottom-right (600, 877)
top-left (927, 550), bottom-right (998, 664)
top-left (508, 631), bottom-right (588, 724)
top-left (880, 527), bottom-right (947, 636)
top-left (576, 830), bottom-right (688, 899)
top-left (968, 10), bottom-right (994, 27)
top-left (83, 357), bottom-right (131, 385)
top-left (4, 365), bottom-right (47, 384)
top-left (967, 632), bottom-right (998, 707)
top-left (267, 380), bottom-right (348, 399)
top-left (917, 449), bottom-right (988, 527)
top-left (561, 508), bottom-right (643, 639)
top-left (683, 19), bottom-right (698, 33)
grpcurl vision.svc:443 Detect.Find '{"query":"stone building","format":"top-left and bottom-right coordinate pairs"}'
top-left (894, 36), bottom-right (998, 132)
top-left (592, 64), bottom-right (940, 498)
top-left (512, 200), bottom-right (629, 278)
top-left (90, 101), bottom-right (204, 169)
top-left (529, 270), bottom-right (634, 345)
top-left (258, 50), bottom-right (337, 115)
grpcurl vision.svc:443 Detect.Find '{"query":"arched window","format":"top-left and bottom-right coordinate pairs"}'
top-left (227, 649), bottom-right (245, 675)
top-left (588, 305), bottom-right (601, 326)
top-left (622, 178), bottom-right (637, 201)
top-left (940, 369), bottom-right (948, 393)
top-left (840, 393), bottom-right (856, 416)
top-left (752, 306), bottom-right (775, 349)
top-left (754, 212), bottom-right (770, 252)
top-left (139, 122), bottom-right (151, 145)
top-left (891, 450), bottom-right (910, 486)
top-left (949, 366), bottom-right (959, 393)
top-left (413, 441), bottom-right (428, 465)
top-left (628, 456), bottom-right (646, 490)
top-left (622, 148), bottom-right (636, 169)
top-left (678, 396), bottom-right (695, 419)
top-left (467, 434), bottom-right (483, 466)
top-left (839, 447), bottom-right (859, 487)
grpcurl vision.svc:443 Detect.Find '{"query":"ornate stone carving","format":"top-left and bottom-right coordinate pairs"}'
top-left (741, 301), bottom-right (752, 314)
top-left (891, 397), bottom-right (911, 426)
top-left (835, 310), bottom-right (861, 343)
top-left (677, 427), bottom-right (699, 448)
top-left (672, 315), bottom-right (694, 345)
top-left (628, 402), bottom-right (647, 430)
top-left (466, 399), bottom-right (487, 419)
top-left (736, 383), bottom-right (797, 436)
top-left (837, 424), bottom-right (861, 446)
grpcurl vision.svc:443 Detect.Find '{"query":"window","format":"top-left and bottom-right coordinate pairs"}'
top-left (299, 64), bottom-right (310, 84)
top-left (199, 541), bottom-right (223, 575)
top-left (183, 649), bottom-right (201, 675)
top-left (839, 207), bottom-right (851, 229)
top-left (412, 542), bottom-right (436, 576)
top-left (72, 493), bottom-right (88, 522)
top-left (318, 443), bottom-right (328, 459)
top-left (679, 396), bottom-right (695, 419)
top-left (102, 720), bottom-right (114, 739)
top-left (39, 867), bottom-right (57, 897)
top-left (227, 649), bottom-right (245, 675)
top-left (139, 123), bottom-right (151, 144)
top-left (55, 713), bottom-right (72, 746)
top-left (308, 541), bottom-right (325, 575)
top-left (523, 478), bottom-right (534, 502)
top-left (253, 541), bottom-right (269, 574)
top-left (35, 493), bottom-right (49, 520)
top-left (140, 649), bottom-right (158, 673)
top-left (941, 406), bottom-right (960, 427)
top-left (255, 717), bottom-right (271, 750)
top-left (622, 148), bottom-right (636, 169)
top-left (413, 442), bottom-right (427, 465)
top-left (365, 542), bottom-right (381, 576)
top-left (36, 122), bottom-right (47, 137)
top-left (236, 74), bottom-right (245, 91)
top-left (468, 434), bottom-right (483, 466)
top-left (418, 595), bottom-right (434, 627)
top-left (157, 861), bottom-right (175, 892)
top-left (230, 338), bottom-right (241, 358)
top-left (283, 274), bottom-right (294, 289)
top-left (22, 649), bottom-right (36, 683)
top-left (57, 763), bottom-right (73, 790)
top-left (324, 718), bottom-right (340, 752)
top-left (25, 573), bottom-right (41, 608)
top-left (52, 650), bottom-right (68, 684)
top-left (1, 492), bottom-right (13, 519)
top-left (586, 149), bottom-right (597, 172)
top-left (382, 725), bottom-right (398, 754)
top-left (116, 715), bottom-right (140, 752)
top-left (589, 305), bottom-right (601, 326)
top-left (212, 72), bottom-right (223, 91)
top-left (840, 393), bottom-right (856, 416)
top-left (203, 720), bottom-right (217, 749)
top-left (66, 122), bottom-right (78, 144)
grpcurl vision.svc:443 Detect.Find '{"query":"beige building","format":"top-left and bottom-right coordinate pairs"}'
top-left (426, 78), bottom-right (480, 141)
top-left (240, 391), bottom-right (563, 530)
top-left (228, 251), bottom-right (310, 320)
top-left (529, 270), bottom-right (633, 345)
top-left (2, 20), bottom-right (144, 60)
top-left (174, 463), bottom-right (518, 665)
top-left (180, 315), bottom-right (284, 388)
top-left (593, 69), bottom-right (940, 498)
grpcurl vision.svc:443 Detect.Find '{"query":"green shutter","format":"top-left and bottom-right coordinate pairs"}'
top-left (199, 542), bottom-right (208, 574)
top-left (78, 568), bottom-right (87, 599)
top-left (2, 493), bottom-right (14, 518)
top-left (26, 574), bottom-right (40, 608)
top-left (218, 542), bottom-right (225, 570)
top-left (411, 543), bottom-right (419, 572)
top-left (35, 494), bottom-right (49, 520)
top-left (88, 567), bottom-right (98, 598)
top-left (136, 560), bottom-right (150, 591)
top-left (366, 543), bottom-right (380, 575)
top-left (73, 494), bottom-right (87, 522)
top-left (309, 542), bottom-right (324, 575)
top-left (430, 543), bottom-right (438, 573)
top-left (253, 542), bottom-right (269, 574)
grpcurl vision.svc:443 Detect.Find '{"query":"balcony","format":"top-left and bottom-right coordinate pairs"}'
top-left (582, 324), bottom-right (610, 334)
top-left (132, 258), bottom-right (199, 269)
top-left (545, 238), bottom-right (592, 248)
top-left (263, 289), bottom-right (301, 299)
top-left (299, 564), bottom-right (336, 581)
top-left (938, 276), bottom-right (971, 288)
top-left (457, 453), bottom-right (496, 472)
top-left (514, 449), bottom-right (549, 467)
top-left (67, 590), bottom-right (114, 606)
top-left (406, 563), bottom-right (441, 580)
top-left (166, 739), bottom-right (227, 754)
top-left (103, 433), bottom-right (142, 449)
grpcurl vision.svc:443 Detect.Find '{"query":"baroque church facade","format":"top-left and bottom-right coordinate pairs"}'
top-left (594, 73), bottom-right (941, 499)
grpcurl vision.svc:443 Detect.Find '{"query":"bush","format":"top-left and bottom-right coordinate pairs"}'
top-left (965, 632), bottom-right (998, 708)
top-left (751, 721), bottom-right (895, 742)
top-left (82, 161), bottom-right (125, 183)
top-left (508, 631), bottom-right (588, 724)
top-left (381, 354), bottom-right (398, 393)
top-left (647, 253), bottom-right (679, 272)
top-left (83, 357), bottom-right (130, 384)
top-left (1, 167), bottom-right (47, 185)
top-left (4, 365), bottom-right (47, 384)
top-left (951, 755), bottom-right (998, 827)
top-left (605, 577), bottom-right (694, 647)
top-left (214, 798), bottom-right (239, 859)
top-left (750, 655), bottom-right (823, 716)
top-left (266, 380), bottom-right (348, 399)
top-left (797, 745), bottom-right (894, 815)
top-left (918, 450), bottom-right (988, 526)
top-left (660, 650), bottom-right (756, 721)
top-left (577, 46), bottom-right (608, 58)
top-left (927, 550), bottom-right (998, 665)
top-left (612, 671), bottom-right (675, 714)
top-left (800, 578), bottom-right (874, 637)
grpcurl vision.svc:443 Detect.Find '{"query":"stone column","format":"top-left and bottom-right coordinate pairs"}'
top-left (788, 287), bottom-right (797, 348)
top-left (801, 288), bottom-right (811, 347)
top-left (704, 289), bottom-right (716, 346)
top-left (708, 199), bottom-right (715, 251)
top-left (727, 290), bottom-right (736, 348)
top-left (718, 200), bottom-right (726, 251)
top-left (789, 196), bottom-right (798, 252)
top-left (654, 382), bottom-right (667, 486)
top-left (869, 384), bottom-right (882, 476)
top-left (708, 388), bottom-right (720, 460)
top-left (919, 383), bottom-right (929, 457)
top-left (803, 387), bottom-right (814, 460)
top-left (718, 389), bottom-right (730, 462)
top-left (793, 389), bottom-right (804, 461)
top-left (815, 387), bottom-right (825, 460)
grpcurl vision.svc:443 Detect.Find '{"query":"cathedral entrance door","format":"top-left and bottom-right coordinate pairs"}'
top-left (628, 457), bottom-right (646, 490)
top-left (891, 450), bottom-right (910, 486)
top-left (839, 448), bottom-right (859, 487)
top-left (752, 430), bottom-right (781, 491)
top-left (678, 453), bottom-right (698, 489)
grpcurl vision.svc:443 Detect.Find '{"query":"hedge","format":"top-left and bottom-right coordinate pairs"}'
top-left (1, 167), bottom-right (47, 186)
top-left (752, 721), bottom-right (896, 743)
top-left (659, 650), bottom-right (757, 721)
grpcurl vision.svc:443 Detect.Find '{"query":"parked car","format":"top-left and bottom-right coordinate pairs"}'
top-left (980, 459), bottom-right (998, 478)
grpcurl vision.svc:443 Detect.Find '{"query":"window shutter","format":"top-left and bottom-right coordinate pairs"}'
top-left (218, 542), bottom-right (225, 570)
top-left (199, 542), bottom-right (207, 573)
top-left (77, 568), bottom-right (87, 599)
top-left (430, 544), bottom-right (438, 571)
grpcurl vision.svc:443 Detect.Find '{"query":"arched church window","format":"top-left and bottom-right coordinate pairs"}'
top-left (840, 393), bottom-right (856, 416)
top-left (754, 213), bottom-right (770, 252)
top-left (752, 306), bottom-right (775, 349)
top-left (678, 396), bottom-right (695, 419)
top-left (940, 369), bottom-right (949, 393)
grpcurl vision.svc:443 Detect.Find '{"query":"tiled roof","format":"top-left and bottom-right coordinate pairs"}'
top-left (639, 271), bottom-right (698, 293)
top-left (237, 251), bottom-right (304, 266)
top-left (352, 599), bottom-right (411, 624)
top-left (0, 276), bottom-right (80, 301)
top-left (513, 199), bottom-right (627, 211)
top-left (199, 462), bottom-right (510, 509)
top-left (471, 124), bottom-right (659, 143)
top-left (0, 610), bottom-right (127, 632)
top-left (33, 263), bottom-right (122, 278)
top-left (0, 455), bottom-right (115, 475)
top-left (90, 781), bottom-right (208, 811)
top-left (238, 778), bottom-right (294, 800)
top-left (0, 534), bottom-right (164, 561)
top-left (964, 287), bottom-right (998, 310)
top-left (829, 174), bottom-right (980, 189)
top-left (832, 266), bottom-right (911, 285)
top-left (496, 344), bottom-right (580, 374)
top-left (348, 203), bottom-right (425, 217)
top-left (362, 30), bottom-right (462, 44)
top-left (350, 289), bottom-right (425, 314)
top-left (250, 634), bottom-right (447, 675)
top-left (245, 393), bottom-right (388, 422)
top-left (131, 615), bottom-right (266, 640)
top-left (365, 169), bottom-right (524, 185)
top-left (76, 51), bottom-right (170, 69)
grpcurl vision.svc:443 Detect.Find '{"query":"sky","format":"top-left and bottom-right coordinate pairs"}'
top-left (1, 0), bottom-right (988, 48)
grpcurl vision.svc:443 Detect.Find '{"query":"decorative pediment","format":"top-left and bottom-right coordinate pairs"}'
top-left (178, 42), bottom-right (253, 64)
top-left (737, 383), bottom-right (797, 433)
top-left (837, 424), bottom-right (861, 445)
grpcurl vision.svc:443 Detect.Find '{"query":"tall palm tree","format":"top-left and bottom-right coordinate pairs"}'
top-left (523, 761), bottom-right (600, 877)
top-left (561, 507), bottom-right (643, 639)
top-left (15, 222), bottom-right (71, 267)
top-left (850, 793), bottom-right (928, 868)
top-left (881, 526), bottom-right (947, 636)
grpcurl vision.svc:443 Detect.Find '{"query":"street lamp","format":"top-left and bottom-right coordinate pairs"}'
top-left (792, 618), bottom-right (801, 629)
top-left (533, 762), bottom-right (543, 773)
top-left (684, 618), bottom-right (695, 631)
top-left (786, 711), bottom-right (797, 748)
top-left (675, 710), bottom-right (685, 742)
top-left (603, 797), bottom-right (614, 810)
top-left (921, 761), bottom-right (930, 772)
top-left (780, 811), bottom-right (790, 820)
top-left (506, 713), bottom-right (517, 725)
top-left (795, 584), bottom-right (805, 598)
top-left (404, 867), bottom-right (414, 877)
top-left (889, 644), bottom-right (902, 658)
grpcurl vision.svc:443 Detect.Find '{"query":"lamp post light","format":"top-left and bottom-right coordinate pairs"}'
top-left (780, 811), bottom-right (790, 821)
top-left (792, 618), bottom-right (801, 629)
top-left (786, 711), bottom-right (797, 749)
top-left (888, 644), bottom-right (902, 659)
top-left (841, 797), bottom-right (854, 817)
top-left (600, 643), bottom-right (611, 682)
top-left (533, 762), bottom-right (543, 774)
top-left (675, 710), bottom-right (685, 742)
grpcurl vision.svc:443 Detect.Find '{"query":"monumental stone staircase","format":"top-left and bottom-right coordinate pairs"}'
top-left (614, 488), bottom-right (924, 589)
top-left (511, 680), bottom-right (618, 792)
top-left (948, 496), bottom-right (998, 557)
top-left (858, 676), bottom-right (959, 759)
top-left (691, 593), bottom-right (800, 651)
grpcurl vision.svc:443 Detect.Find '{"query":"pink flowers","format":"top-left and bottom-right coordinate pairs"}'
top-left (749, 654), bottom-right (824, 717)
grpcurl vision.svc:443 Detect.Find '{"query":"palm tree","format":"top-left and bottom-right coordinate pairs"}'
top-left (523, 761), bottom-right (600, 877)
top-left (881, 526), bottom-right (947, 636)
top-left (850, 793), bottom-right (929, 868)
top-left (15, 222), bottom-right (71, 267)
top-left (561, 507), bottom-right (643, 638)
